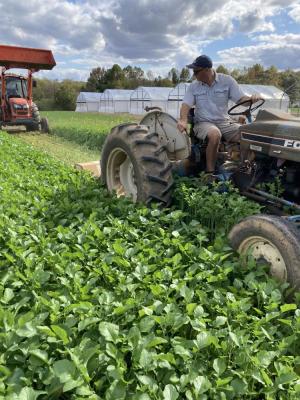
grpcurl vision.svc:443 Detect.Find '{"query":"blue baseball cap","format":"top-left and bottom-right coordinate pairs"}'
top-left (186, 55), bottom-right (213, 69)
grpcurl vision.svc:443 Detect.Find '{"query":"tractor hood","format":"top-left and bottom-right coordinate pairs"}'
top-left (9, 97), bottom-right (28, 106)
top-left (240, 108), bottom-right (300, 162)
top-left (9, 97), bottom-right (30, 116)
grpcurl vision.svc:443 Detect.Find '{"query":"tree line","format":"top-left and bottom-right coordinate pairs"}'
top-left (33, 64), bottom-right (300, 111)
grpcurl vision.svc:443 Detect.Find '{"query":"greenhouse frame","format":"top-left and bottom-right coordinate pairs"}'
top-left (75, 84), bottom-right (289, 116)
top-left (167, 82), bottom-right (190, 117)
top-left (130, 87), bottom-right (173, 115)
top-left (167, 83), bottom-right (289, 118)
top-left (75, 92), bottom-right (102, 112)
top-left (99, 89), bottom-right (134, 113)
top-left (168, 83), bottom-right (290, 118)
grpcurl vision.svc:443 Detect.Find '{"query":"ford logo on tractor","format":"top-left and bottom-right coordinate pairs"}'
top-left (284, 139), bottom-right (300, 148)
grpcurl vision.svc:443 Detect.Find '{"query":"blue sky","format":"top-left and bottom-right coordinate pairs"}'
top-left (0, 0), bottom-right (299, 81)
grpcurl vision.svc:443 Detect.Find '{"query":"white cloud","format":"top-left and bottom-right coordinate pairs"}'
top-left (0, 0), bottom-right (298, 79)
top-left (217, 33), bottom-right (300, 70)
top-left (289, 4), bottom-right (300, 22)
top-left (0, 0), bottom-right (105, 54)
top-left (238, 10), bottom-right (275, 33)
top-left (256, 32), bottom-right (300, 44)
top-left (37, 67), bottom-right (89, 81)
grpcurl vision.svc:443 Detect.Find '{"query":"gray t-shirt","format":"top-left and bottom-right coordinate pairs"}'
top-left (183, 72), bottom-right (245, 123)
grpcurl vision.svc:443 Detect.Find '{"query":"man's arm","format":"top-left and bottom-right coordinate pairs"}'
top-left (177, 103), bottom-right (191, 132)
top-left (228, 75), bottom-right (264, 104)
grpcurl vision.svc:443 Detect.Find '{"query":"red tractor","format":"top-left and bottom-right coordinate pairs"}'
top-left (0, 44), bottom-right (56, 132)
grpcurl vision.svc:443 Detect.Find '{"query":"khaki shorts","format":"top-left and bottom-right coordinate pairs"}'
top-left (194, 121), bottom-right (240, 142)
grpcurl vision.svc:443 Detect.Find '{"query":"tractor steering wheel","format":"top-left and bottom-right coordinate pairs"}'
top-left (228, 98), bottom-right (265, 122)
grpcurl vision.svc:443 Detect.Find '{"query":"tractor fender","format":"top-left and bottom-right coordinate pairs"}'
top-left (140, 111), bottom-right (191, 161)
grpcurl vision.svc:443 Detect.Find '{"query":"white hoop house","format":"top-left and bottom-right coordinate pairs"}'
top-left (75, 92), bottom-right (102, 112)
top-left (237, 84), bottom-right (289, 112)
top-left (100, 89), bottom-right (134, 113)
top-left (130, 87), bottom-right (173, 115)
top-left (171, 83), bottom-right (289, 116)
top-left (169, 83), bottom-right (290, 118)
top-left (168, 82), bottom-right (190, 117)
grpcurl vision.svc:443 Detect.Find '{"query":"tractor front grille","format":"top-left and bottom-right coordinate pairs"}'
top-left (241, 132), bottom-right (300, 150)
top-left (241, 132), bottom-right (285, 146)
top-left (16, 110), bottom-right (29, 116)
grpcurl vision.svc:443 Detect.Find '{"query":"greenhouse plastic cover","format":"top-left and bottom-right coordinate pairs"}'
top-left (239, 84), bottom-right (288, 100)
top-left (77, 92), bottom-right (102, 102)
top-left (168, 83), bottom-right (288, 101)
top-left (102, 89), bottom-right (134, 100)
top-left (168, 83), bottom-right (190, 99)
top-left (77, 84), bottom-right (288, 103)
top-left (131, 87), bottom-right (173, 100)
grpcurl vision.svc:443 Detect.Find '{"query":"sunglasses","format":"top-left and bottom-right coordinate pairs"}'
top-left (193, 68), bottom-right (205, 74)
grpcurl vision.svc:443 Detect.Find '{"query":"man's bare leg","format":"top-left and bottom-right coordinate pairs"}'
top-left (206, 128), bottom-right (221, 172)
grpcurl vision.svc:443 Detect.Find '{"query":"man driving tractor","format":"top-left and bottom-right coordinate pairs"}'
top-left (177, 55), bottom-right (263, 177)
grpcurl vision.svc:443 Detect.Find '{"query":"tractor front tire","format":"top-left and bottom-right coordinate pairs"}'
top-left (229, 214), bottom-right (300, 290)
top-left (26, 103), bottom-right (41, 132)
top-left (41, 117), bottom-right (50, 133)
top-left (101, 123), bottom-right (174, 206)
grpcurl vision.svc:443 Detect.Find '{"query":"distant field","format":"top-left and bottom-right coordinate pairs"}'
top-left (15, 132), bottom-right (101, 166)
top-left (43, 111), bottom-right (141, 151)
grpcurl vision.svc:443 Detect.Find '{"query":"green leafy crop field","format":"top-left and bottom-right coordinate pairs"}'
top-left (0, 132), bottom-right (299, 399)
top-left (44, 111), bottom-right (141, 151)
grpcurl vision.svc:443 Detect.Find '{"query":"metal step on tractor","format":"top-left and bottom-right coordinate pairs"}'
top-left (99, 100), bottom-right (300, 292)
top-left (0, 44), bottom-right (56, 133)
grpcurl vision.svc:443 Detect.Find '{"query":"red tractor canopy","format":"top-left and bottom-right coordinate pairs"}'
top-left (0, 44), bottom-right (55, 130)
top-left (0, 44), bottom-right (56, 71)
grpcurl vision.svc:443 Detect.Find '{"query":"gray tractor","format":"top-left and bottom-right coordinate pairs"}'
top-left (100, 100), bottom-right (300, 291)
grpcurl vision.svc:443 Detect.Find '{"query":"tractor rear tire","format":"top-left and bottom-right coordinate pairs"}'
top-left (101, 123), bottom-right (174, 206)
top-left (228, 214), bottom-right (300, 290)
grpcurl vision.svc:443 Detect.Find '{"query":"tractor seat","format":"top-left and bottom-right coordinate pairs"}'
top-left (193, 134), bottom-right (227, 147)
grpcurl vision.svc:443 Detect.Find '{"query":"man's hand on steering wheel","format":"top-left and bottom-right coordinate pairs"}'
top-left (249, 94), bottom-right (264, 103)
top-left (228, 96), bottom-right (265, 117)
top-left (238, 94), bottom-right (264, 106)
